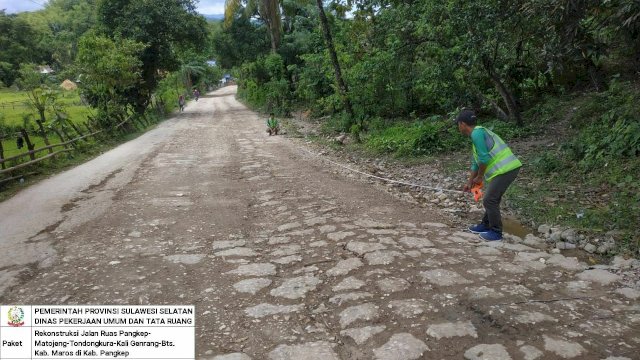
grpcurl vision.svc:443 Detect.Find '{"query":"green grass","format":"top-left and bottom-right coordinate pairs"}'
top-left (506, 134), bottom-right (640, 255)
top-left (0, 89), bottom-right (30, 102)
top-left (0, 138), bottom-right (102, 202)
top-left (0, 116), bottom-right (163, 202)
top-left (0, 89), bottom-right (93, 166)
top-left (1, 135), bottom-right (64, 159)
top-left (0, 89), bottom-right (91, 128)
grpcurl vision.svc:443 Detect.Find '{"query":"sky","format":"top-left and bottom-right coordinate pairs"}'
top-left (0, 0), bottom-right (225, 15)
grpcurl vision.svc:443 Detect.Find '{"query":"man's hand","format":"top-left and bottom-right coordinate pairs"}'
top-left (472, 175), bottom-right (483, 186)
top-left (465, 170), bottom-right (480, 192)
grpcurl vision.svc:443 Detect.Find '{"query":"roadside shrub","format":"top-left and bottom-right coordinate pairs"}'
top-left (571, 81), bottom-right (638, 129)
top-left (321, 112), bottom-right (352, 134)
top-left (365, 118), bottom-right (466, 157)
top-left (523, 95), bottom-right (565, 126)
top-left (237, 53), bottom-right (291, 115)
top-left (565, 81), bottom-right (640, 169)
top-left (531, 151), bottom-right (565, 175)
top-left (294, 53), bottom-right (334, 116)
top-left (156, 72), bottom-right (185, 113)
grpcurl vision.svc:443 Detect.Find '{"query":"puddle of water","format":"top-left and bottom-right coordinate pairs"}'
top-left (502, 216), bottom-right (603, 265)
top-left (503, 216), bottom-right (532, 238)
top-left (560, 248), bottom-right (603, 265)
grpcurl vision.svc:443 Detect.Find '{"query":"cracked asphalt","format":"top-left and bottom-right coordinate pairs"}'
top-left (0, 86), bottom-right (638, 360)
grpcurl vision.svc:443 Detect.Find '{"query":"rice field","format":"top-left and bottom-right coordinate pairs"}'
top-left (0, 89), bottom-right (93, 163)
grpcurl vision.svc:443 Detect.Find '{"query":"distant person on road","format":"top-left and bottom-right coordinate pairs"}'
top-left (456, 109), bottom-right (522, 241)
top-left (193, 89), bottom-right (200, 101)
top-left (178, 95), bottom-right (185, 112)
top-left (266, 113), bottom-right (279, 136)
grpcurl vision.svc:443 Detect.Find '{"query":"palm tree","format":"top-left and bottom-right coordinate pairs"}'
top-left (179, 61), bottom-right (207, 91)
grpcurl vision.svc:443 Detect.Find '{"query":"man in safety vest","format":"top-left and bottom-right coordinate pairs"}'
top-left (456, 110), bottom-right (522, 241)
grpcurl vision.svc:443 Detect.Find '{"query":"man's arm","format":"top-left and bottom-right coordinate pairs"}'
top-left (474, 163), bottom-right (487, 184)
top-left (470, 129), bottom-right (490, 184)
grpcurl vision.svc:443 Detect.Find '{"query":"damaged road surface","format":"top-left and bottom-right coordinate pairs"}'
top-left (1, 86), bottom-right (638, 360)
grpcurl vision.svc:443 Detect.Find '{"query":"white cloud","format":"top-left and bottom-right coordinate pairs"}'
top-left (1, 0), bottom-right (223, 15)
top-left (0, 0), bottom-right (48, 13)
top-left (197, 0), bottom-right (225, 14)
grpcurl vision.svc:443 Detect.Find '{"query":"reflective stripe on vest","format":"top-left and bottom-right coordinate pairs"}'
top-left (485, 154), bottom-right (520, 179)
top-left (472, 126), bottom-right (522, 182)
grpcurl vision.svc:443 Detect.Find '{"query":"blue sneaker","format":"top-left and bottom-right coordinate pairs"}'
top-left (480, 230), bottom-right (503, 241)
top-left (468, 223), bottom-right (490, 234)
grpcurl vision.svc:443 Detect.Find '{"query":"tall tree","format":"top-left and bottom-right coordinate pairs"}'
top-left (0, 11), bottom-right (48, 86)
top-left (76, 33), bottom-right (144, 127)
top-left (213, 13), bottom-right (270, 68)
top-left (224, 0), bottom-right (282, 52)
top-left (315, 0), bottom-right (353, 118)
top-left (96, 0), bottom-right (208, 113)
top-left (19, 0), bottom-right (98, 71)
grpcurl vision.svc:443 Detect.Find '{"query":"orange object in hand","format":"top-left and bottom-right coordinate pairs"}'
top-left (471, 182), bottom-right (483, 202)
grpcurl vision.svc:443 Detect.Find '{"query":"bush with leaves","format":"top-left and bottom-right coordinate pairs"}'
top-left (365, 117), bottom-right (467, 157)
top-left (563, 81), bottom-right (640, 169)
top-left (237, 53), bottom-right (291, 115)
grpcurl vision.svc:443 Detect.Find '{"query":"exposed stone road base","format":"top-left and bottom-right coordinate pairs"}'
top-left (1, 87), bottom-right (637, 359)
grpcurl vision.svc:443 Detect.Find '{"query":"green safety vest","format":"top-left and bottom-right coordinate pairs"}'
top-left (267, 118), bottom-right (278, 128)
top-left (472, 126), bottom-right (522, 182)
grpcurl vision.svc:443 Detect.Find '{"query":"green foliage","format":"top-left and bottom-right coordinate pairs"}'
top-left (0, 11), bottom-right (50, 86)
top-left (76, 33), bottom-right (144, 98)
top-left (480, 120), bottom-right (539, 141)
top-left (319, 112), bottom-right (353, 135)
top-left (530, 151), bottom-right (565, 175)
top-left (522, 96), bottom-right (566, 126)
top-left (219, 0), bottom-right (640, 134)
top-left (19, 0), bottom-right (98, 73)
top-left (76, 33), bottom-right (144, 128)
top-left (294, 52), bottom-right (334, 115)
top-left (237, 53), bottom-right (291, 115)
top-left (517, 153), bottom-right (640, 254)
top-left (563, 82), bottom-right (640, 169)
top-left (362, 116), bottom-right (538, 158)
top-left (365, 119), bottom-right (466, 157)
top-left (211, 15), bottom-right (270, 69)
top-left (96, 0), bottom-right (208, 113)
top-left (518, 85), bottom-right (640, 252)
top-left (0, 89), bottom-right (90, 128)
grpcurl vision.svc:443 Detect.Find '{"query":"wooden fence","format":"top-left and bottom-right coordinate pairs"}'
top-left (0, 114), bottom-right (135, 183)
top-left (0, 95), bottom-right (168, 186)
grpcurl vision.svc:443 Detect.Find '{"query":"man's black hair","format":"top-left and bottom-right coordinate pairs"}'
top-left (269, 112), bottom-right (275, 116)
top-left (455, 110), bottom-right (477, 126)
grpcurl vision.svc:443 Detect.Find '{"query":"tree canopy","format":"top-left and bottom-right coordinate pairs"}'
top-left (212, 0), bottom-right (639, 127)
top-left (96, 0), bottom-right (208, 113)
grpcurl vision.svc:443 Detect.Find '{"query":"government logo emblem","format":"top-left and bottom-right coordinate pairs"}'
top-left (7, 306), bottom-right (25, 327)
